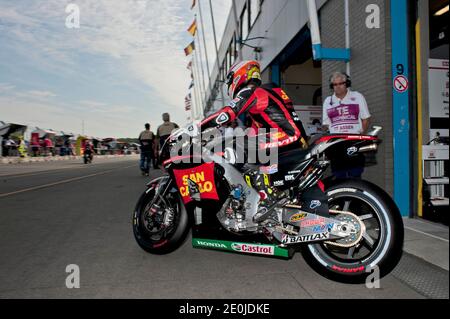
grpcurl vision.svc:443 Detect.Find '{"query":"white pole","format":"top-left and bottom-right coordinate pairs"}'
top-left (194, 33), bottom-right (207, 105)
top-left (232, 0), bottom-right (242, 61)
top-left (307, 0), bottom-right (321, 46)
top-left (209, 0), bottom-right (226, 106)
top-left (192, 57), bottom-right (202, 120)
top-left (194, 33), bottom-right (205, 105)
top-left (198, 0), bottom-right (212, 99)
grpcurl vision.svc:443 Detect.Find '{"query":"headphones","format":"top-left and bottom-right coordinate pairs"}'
top-left (329, 72), bottom-right (352, 90)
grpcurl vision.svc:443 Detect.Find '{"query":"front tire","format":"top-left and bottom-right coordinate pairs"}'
top-left (132, 185), bottom-right (191, 254)
top-left (301, 179), bottom-right (404, 283)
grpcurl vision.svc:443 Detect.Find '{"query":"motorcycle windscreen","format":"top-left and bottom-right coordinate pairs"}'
top-left (172, 162), bottom-right (219, 204)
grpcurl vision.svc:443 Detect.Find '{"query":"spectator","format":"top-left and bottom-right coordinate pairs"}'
top-left (18, 138), bottom-right (27, 157)
top-left (138, 123), bottom-right (156, 176)
top-left (323, 71), bottom-right (371, 179)
top-left (43, 136), bottom-right (54, 156)
top-left (156, 113), bottom-right (179, 167)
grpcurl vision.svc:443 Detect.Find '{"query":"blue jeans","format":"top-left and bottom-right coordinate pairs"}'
top-left (140, 151), bottom-right (152, 173)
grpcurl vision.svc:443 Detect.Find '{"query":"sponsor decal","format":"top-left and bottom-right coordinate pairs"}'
top-left (229, 96), bottom-right (241, 108)
top-left (193, 239), bottom-right (289, 257)
top-left (347, 146), bottom-right (358, 156)
top-left (173, 163), bottom-right (219, 204)
top-left (290, 213), bottom-right (308, 223)
top-left (288, 170), bottom-right (302, 175)
top-left (300, 217), bottom-right (326, 227)
top-left (285, 175), bottom-right (295, 181)
top-left (282, 232), bottom-right (329, 244)
top-left (310, 200), bottom-right (322, 209)
top-left (260, 136), bottom-right (297, 149)
top-left (259, 164), bottom-right (278, 174)
top-left (274, 180), bottom-right (285, 187)
top-left (331, 265), bottom-right (366, 273)
top-left (195, 240), bottom-right (228, 249)
top-left (312, 223), bottom-right (335, 233)
top-left (231, 243), bottom-right (275, 255)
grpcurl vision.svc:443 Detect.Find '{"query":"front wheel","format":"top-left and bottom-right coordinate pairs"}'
top-left (301, 179), bottom-right (404, 283)
top-left (132, 180), bottom-right (191, 254)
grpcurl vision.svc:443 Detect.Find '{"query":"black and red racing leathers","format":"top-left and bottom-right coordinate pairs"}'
top-left (200, 83), bottom-right (308, 150)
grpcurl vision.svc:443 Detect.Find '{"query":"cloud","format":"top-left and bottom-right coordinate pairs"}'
top-left (1, 1), bottom-right (196, 107)
top-left (0, 0), bottom-right (233, 136)
top-left (27, 90), bottom-right (57, 98)
top-left (0, 83), bottom-right (16, 91)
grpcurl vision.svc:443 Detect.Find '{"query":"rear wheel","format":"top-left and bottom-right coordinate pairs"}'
top-left (132, 182), bottom-right (191, 254)
top-left (301, 180), bottom-right (404, 283)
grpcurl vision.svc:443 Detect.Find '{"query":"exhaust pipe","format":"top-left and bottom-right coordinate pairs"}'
top-left (358, 144), bottom-right (378, 153)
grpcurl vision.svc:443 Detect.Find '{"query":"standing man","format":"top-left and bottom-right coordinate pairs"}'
top-left (323, 71), bottom-right (371, 179)
top-left (155, 113), bottom-right (179, 166)
top-left (138, 123), bottom-right (155, 176)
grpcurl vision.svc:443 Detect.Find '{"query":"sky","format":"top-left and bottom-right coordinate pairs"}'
top-left (0, 0), bottom-right (232, 138)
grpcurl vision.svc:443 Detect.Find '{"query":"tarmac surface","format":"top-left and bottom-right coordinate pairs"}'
top-left (0, 156), bottom-right (448, 299)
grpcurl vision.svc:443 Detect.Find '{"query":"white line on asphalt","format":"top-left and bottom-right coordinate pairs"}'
top-left (0, 164), bottom-right (136, 198)
top-left (0, 167), bottom-right (90, 179)
top-left (0, 157), bottom-right (137, 179)
top-left (404, 226), bottom-right (449, 243)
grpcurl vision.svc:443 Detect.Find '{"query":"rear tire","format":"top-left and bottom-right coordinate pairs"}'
top-left (132, 186), bottom-right (191, 254)
top-left (301, 179), bottom-right (404, 283)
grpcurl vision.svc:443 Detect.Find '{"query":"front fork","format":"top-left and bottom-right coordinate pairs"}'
top-left (145, 176), bottom-right (176, 219)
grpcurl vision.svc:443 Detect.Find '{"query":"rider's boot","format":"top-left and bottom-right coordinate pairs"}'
top-left (245, 170), bottom-right (285, 222)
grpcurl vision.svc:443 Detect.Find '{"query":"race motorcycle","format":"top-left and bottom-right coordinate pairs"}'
top-left (132, 125), bottom-right (404, 283)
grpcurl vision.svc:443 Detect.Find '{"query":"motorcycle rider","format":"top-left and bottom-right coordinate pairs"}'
top-left (199, 60), bottom-right (328, 219)
top-left (83, 140), bottom-right (94, 162)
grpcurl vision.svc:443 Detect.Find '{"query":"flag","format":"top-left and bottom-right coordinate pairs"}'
top-left (191, 0), bottom-right (196, 10)
top-left (185, 93), bottom-right (192, 111)
top-left (187, 60), bottom-right (193, 79)
top-left (187, 19), bottom-right (197, 36)
top-left (184, 41), bottom-right (195, 56)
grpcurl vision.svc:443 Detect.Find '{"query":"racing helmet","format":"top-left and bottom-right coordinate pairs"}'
top-left (225, 60), bottom-right (262, 99)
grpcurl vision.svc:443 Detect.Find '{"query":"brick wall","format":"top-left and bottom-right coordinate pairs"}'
top-left (320, 0), bottom-right (393, 195)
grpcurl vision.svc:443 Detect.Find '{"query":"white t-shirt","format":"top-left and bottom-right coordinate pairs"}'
top-left (322, 90), bottom-right (371, 134)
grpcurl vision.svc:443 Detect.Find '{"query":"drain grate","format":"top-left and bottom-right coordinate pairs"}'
top-left (392, 252), bottom-right (449, 299)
